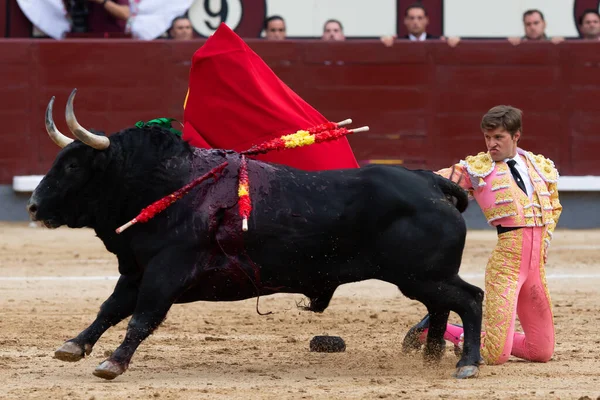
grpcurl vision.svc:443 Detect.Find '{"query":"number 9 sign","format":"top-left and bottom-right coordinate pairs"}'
top-left (188, 0), bottom-right (266, 38)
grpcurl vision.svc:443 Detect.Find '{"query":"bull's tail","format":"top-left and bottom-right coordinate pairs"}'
top-left (434, 174), bottom-right (469, 213)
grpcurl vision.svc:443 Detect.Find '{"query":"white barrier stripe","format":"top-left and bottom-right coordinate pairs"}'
top-left (15, 175), bottom-right (600, 192)
top-left (0, 273), bottom-right (599, 282)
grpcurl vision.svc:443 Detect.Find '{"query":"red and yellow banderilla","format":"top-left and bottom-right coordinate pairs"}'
top-left (116, 119), bottom-right (368, 234)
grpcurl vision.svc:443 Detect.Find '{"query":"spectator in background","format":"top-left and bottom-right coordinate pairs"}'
top-left (322, 19), bottom-right (345, 41)
top-left (85, 0), bottom-right (130, 34)
top-left (508, 9), bottom-right (564, 46)
top-left (168, 16), bottom-right (193, 40)
top-left (264, 15), bottom-right (286, 40)
top-left (21, 0), bottom-right (190, 39)
top-left (380, 3), bottom-right (460, 47)
top-left (578, 10), bottom-right (600, 40)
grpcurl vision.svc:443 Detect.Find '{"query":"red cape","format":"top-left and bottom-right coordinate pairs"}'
top-left (182, 23), bottom-right (359, 170)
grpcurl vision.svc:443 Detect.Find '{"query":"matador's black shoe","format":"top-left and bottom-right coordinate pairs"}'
top-left (401, 314), bottom-right (429, 353)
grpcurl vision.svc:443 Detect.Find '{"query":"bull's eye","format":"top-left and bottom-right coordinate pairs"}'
top-left (66, 162), bottom-right (79, 171)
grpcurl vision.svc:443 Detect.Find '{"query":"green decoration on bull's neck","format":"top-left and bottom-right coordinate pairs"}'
top-left (135, 118), bottom-right (182, 137)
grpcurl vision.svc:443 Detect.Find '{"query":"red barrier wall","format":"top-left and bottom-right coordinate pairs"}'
top-left (0, 0), bottom-right (31, 38)
top-left (1, 39), bottom-right (599, 184)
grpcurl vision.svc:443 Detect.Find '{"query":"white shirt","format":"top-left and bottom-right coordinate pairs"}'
top-left (408, 32), bottom-right (427, 41)
top-left (504, 153), bottom-right (534, 199)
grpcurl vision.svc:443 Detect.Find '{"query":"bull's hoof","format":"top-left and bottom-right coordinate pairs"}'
top-left (54, 341), bottom-right (88, 362)
top-left (401, 314), bottom-right (429, 353)
top-left (453, 365), bottom-right (479, 379)
top-left (93, 360), bottom-right (126, 380)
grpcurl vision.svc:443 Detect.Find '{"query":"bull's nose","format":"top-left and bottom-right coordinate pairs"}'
top-left (26, 198), bottom-right (38, 219)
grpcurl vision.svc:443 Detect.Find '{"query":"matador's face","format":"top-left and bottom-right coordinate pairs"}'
top-left (484, 128), bottom-right (520, 162)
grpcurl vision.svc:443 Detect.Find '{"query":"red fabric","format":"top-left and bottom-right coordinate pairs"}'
top-left (182, 23), bottom-right (359, 170)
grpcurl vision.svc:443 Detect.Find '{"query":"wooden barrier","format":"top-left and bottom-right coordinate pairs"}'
top-left (1, 39), bottom-right (599, 184)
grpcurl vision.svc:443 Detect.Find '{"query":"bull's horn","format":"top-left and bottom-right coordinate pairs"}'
top-left (46, 96), bottom-right (74, 148)
top-left (65, 88), bottom-right (110, 150)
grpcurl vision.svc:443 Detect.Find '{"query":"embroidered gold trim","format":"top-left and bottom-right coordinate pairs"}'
top-left (491, 177), bottom-right (511, 191)
top-left (482, 229), bottom-right (523, 364)
top-left (495, 164), bottom-right (509, 176)
top-left (494, 191), bottom-right (513, 205)
top-left (483, 203), bottom-right (518, 223)
top-left (461, 152), bottom-right (495, 178)
top-left (523, 203), bottom-right (542, 209)
top-left (524, 151), bottom-right (559, 183)
top-left (524, 216), bottom-right (544, 226)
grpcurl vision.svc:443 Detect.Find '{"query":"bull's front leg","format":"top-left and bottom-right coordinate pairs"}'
top-left (92, 252), bottom-right (194, 380)
top-left (55, 273), bottom-right (141, 362)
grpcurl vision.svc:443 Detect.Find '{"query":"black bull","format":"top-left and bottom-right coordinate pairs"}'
top-left (27, 94), bottom-right (483, 380)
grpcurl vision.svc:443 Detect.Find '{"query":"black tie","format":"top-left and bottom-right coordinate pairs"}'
top-left (506, 159), bottom-right (527, 194)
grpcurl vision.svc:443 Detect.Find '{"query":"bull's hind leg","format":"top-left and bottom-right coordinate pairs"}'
top-left (55, 274), bottom-right (140, 362)
top-left (399, 275), bottom-right (483, 379)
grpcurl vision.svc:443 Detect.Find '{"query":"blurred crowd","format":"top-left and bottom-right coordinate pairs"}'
top-left (19, 1), bottom-right (600, 43)
top-left (262, 4), bottom-right (600, 47)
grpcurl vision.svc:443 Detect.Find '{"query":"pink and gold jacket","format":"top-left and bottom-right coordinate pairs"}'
top-left (437, 148), bottom-right (562, 248)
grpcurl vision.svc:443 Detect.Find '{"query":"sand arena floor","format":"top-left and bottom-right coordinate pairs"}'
top-left (0, 222), bottom-right (599, 399)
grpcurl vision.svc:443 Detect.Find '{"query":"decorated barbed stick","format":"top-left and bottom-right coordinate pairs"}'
top-left (115, 119), bottom-right (367, 234)
top-left (242, 125), bottom-right (369, 156)
top-left (237, 122), bottom-right (368, 231)
top-left (238, 119), bottom-right (348, 156)
top-left (115, 161), bottom-right (229, 234)
top-left (238, 155), bottom-right (251, 231)
top-left (302, 119), bottom-right (352, 134)
top-left (241, 119), bottom-right (358, 155)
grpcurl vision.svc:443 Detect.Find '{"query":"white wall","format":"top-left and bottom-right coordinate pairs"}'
top-left (443, 0), bottom-right (582, 37)
top-left (266, 0), bottom-right (396, 37)
top-left (188, 0), bottom-right (596, 38)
